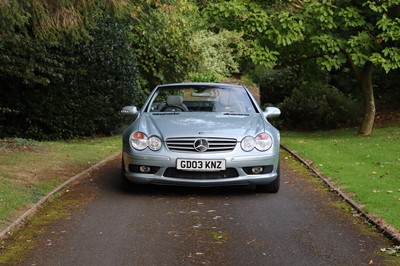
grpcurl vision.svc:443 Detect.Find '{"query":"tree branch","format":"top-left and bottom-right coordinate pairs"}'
top-left (344, 50), bottom-right (361, 83)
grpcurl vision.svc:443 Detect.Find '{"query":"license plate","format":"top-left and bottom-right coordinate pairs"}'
top-left (177, 159), bottom-right (226, 171)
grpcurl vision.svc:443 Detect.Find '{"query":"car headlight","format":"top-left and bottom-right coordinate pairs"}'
top-left (130, 132), bottom-right (162, 151)
top-left (255, 133), bottom-right (273, 151)
top-left (241, 136), bottom-right (256, 152)
top-left (241, 133), bottom-right (273, 152)
top-left (130, 132), bottom-right (148, 150)
top-left (148, 136), bottom-right (162, 151)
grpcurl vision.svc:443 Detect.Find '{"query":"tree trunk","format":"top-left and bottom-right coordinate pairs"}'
top-left (345, 52), bottom-right (376, 136)
top-left (357, 61), bottom-right (375, 136)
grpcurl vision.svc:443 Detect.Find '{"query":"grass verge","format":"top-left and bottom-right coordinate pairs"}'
top-left (0, 136), bottom-right (121, 230)
top-left (281, 123), bottom-right (400, 232)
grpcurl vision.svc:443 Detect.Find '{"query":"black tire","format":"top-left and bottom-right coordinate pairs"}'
top-left (257, 163), bottom-right (280, 193)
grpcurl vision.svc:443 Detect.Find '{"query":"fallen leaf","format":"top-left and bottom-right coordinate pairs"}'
top-left (246, 239), bottom-right (256, 244)
top-left (380, 246), bottom-right (400, 256)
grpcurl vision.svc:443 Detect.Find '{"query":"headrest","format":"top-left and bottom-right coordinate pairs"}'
top-left (167, 95), bottom-right (183, 106)
top-left (219, 95), bottom-right (231, 106)
top-left (218, 90), bottom-right (231, 106)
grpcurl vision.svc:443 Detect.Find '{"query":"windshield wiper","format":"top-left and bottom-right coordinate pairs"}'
top-left (152, 112), bottom-right (180, 115)
top-left (222, 113), bottom-right (250, 116)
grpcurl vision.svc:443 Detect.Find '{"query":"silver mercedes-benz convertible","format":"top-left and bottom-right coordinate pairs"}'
top-left (121, 82), bottom-right (281, 192)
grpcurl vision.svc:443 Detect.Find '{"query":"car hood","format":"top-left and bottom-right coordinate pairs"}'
top-left (136, 113), bottom-right (267, 139)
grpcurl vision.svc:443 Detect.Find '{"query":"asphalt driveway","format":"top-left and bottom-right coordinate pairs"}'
top-left (9, 156), bottom-right (394, 266)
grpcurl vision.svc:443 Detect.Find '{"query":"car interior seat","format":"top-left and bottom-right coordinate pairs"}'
top-left (214, 94), bottom-right (244, 113)
top-left (158, 95), bottom-right (188, 112)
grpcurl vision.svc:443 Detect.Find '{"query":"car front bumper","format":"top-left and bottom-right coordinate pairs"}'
top-left (122, 151), bottom-right (279, 187)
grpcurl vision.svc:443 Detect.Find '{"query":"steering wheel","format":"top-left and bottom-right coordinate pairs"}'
top-left (159, 104), bottom-right (186, 112)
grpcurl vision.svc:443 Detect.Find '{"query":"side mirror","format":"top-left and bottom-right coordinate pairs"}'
top-left (264, 107), bottom-right (281, 119)
top-left (121, 106), bottom-right (139, 116)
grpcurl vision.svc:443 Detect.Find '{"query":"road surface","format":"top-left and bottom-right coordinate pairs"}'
top-left (12, 156), bottom-right (392, 265)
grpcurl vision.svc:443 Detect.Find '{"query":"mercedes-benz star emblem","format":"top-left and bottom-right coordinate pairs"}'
top-left (194, 139), bottom-right (209, 152)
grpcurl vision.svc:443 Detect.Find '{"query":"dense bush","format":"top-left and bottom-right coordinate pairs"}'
top-left (189, 30), bottom-right (245, 82)
top-left (0, 14), bottom-right (137, 140)
top-left (250, 66), bottom-right (300, 106)
top-left (326, 67), bottom-right (400, 112)
top-left (189, 72), bottom-right (221, 83)
top-left (130, 1), bottom-right (199, 91)
top-left (277, 82), bottom-right (362, 130)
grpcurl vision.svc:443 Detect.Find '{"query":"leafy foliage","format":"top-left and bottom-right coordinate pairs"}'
top-left (203, 0), bottom-right (305, 68)
top-left (188, 30), bottom-right (246, 81)
top-left (130, 0), bottom-right (199, 91)
top-left (0, 13), bottom-right (138, 140)
top-left (203, 0), bottom-right (400, 73)
top-left (202, 0), bottom-right (400, 135)
top-left (0, 0), bottom-right (127, 85)
top-left (55, 14), bottom-right (138, 139)
top-left (278, 82), bottom-right (362, 130)
top-left (249, 66), bottom-right (300, 106)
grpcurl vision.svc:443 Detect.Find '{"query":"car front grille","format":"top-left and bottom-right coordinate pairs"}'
top-left (166, 137), bottom-right (237, 153)
top-left (163, 168), bottom-right (239, 179)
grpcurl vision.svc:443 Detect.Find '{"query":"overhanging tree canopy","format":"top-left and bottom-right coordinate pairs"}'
top-left (129, 0), bottom-right (200, 91)
top-left (204, 0), bottom-right (400, 135)
top-left (0, 1), bottom-right (138, 140)
top-left (0, 0), bottom-right (130, 85)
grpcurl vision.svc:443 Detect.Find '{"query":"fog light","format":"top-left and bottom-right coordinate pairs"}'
top-left (252, 167), bottom-right (264, 174)
top-left (139, 166), bottom-right (151, 173)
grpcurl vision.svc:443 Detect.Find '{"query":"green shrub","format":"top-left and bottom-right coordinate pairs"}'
top-left (277, 82), bottom-right (362, 130)
top-left (188, 72), bottom-right (221, 82)
top-left (0, 14), bottom-right (138, 140)
top-left (131, 1), bottom-right (199, 90)
top-left (250, 66), bottom-right (300, 106)
top-left (188, 29), bottom-right (247, 83)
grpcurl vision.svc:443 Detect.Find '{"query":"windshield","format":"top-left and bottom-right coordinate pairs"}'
top-left (145, 85), bottom-right (258, 113)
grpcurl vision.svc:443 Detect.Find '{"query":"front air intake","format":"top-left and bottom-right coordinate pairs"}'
top-left (166, 137), bottom-right (237, 153)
